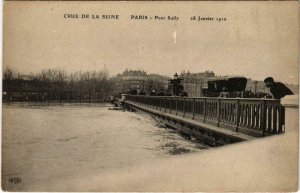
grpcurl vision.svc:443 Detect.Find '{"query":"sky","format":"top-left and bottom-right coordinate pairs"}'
top-left (3, 1), bottom-right (299, 84)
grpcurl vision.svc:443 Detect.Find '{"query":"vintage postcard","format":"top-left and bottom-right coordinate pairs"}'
top-left (2, 1), bottom-right (299, 192)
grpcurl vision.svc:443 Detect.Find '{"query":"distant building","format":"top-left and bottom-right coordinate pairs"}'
top-left (179, 70), bottom-right (215, 97)
top-left (147, 73), bottom-right (169, 90)
top-left (111, 69), bottom-right (169, 94)
top-left (111, 69), bottom-right (147, 93)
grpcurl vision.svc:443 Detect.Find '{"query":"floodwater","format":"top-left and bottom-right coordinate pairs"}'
top-left (2, 103), bottom-right (208, 191)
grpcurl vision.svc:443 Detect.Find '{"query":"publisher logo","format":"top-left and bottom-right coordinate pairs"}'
top-left (8, 177), bottom-right (21, 184)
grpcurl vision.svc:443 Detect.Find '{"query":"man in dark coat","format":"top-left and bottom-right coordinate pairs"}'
top-left (139, 89), bottom-right (146, 95)
top-left (264, 77), bottom-right (293, 99)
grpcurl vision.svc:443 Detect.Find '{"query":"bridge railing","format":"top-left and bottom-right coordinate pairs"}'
top-left (124, 95), bottom-right (285, 137)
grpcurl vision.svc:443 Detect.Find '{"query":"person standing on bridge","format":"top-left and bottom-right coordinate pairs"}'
top-left (139, 89), bottom-right (146, 95)
top-left (219, 87), bottom-right (229, 98)
top-left (150, 90), bottom-right (156, 96)
top-left (264, 77), bottom-right (293, 99)
top-left (166, 90), bottom-right (172, 96)
top-left (157, 89), bottom-right (165, 96)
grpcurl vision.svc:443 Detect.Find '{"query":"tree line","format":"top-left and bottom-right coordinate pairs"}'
top-left (3, 67), bottom-right (115, 103)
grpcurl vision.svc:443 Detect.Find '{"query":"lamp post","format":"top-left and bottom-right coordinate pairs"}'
top-left (174, 73), bottom-right (179, 79)
top-left (254, 81), bottom-right (258, 93)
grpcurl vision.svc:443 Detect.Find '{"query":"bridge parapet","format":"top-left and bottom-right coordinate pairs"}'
top-left (124, 95), bottom-right (285, 137)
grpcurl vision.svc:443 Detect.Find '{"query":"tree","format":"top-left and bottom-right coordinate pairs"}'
top-left (3, 67), bottom-right (16, 101)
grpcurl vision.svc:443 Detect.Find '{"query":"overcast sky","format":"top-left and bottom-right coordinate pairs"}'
top-left (4, 1), bottom-right (299, 84)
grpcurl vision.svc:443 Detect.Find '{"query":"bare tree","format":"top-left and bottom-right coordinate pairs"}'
top-left (3, 67), bottom-right (115, 103)
top-left (3, 67), bottom-right (16, 101)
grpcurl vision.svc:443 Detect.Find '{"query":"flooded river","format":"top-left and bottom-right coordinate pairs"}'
top-left (2, 103), bottom-right (208, 191)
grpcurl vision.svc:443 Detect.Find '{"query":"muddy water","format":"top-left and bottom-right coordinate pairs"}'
top-left (2, 103), bottom-right (208, 191)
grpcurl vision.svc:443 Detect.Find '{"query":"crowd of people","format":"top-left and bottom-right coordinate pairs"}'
top-left (219, 89), bottom-right (273, 99)
top-left (241, 90), bottom-right (272, 98)
top-left (127, 88), bottom-right (187, 97)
